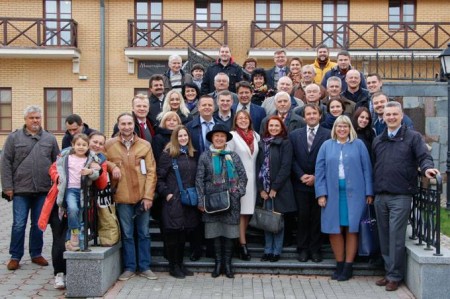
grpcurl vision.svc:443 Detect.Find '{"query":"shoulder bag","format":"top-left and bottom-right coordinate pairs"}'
top-left (172, 159), bottom-right (198, 207)
top-left (204, 190), bottom-right (230, 214)
top-left (358, 204), bottom-right (380, 256)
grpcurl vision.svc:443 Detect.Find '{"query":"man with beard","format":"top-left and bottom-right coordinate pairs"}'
top-left (313, 44), bottom-right (337, 84)
top-left (201, 45), bottom-right (243, 94)
top-left (321, 50), bottom-right (367, 91)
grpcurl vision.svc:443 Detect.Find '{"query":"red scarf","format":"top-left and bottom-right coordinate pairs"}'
top-left (236, 127), bottom-right (254, 154)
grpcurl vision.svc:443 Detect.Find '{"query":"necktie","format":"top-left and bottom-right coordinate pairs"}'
top-left (279, 68), bottom-right (285, 77)
top-left (242, 105), bottom-right (247, 111)
top-left (308, 127), bottom-right (315, 151)
top-left (139, 122), bottom-right (146, 139)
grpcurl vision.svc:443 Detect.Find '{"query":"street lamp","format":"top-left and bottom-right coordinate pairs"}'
top-left (439, 43), bottom-right (450, 210)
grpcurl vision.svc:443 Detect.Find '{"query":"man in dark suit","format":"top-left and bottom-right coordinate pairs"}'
top-left (186, 95), bottom-right (216, 155)
top-left (266, 49), bottom-right (289, 91)
top-left (213, 90), bottom-right (235, 130)
top-left (289, 104), bottom-right (331, 263)
top-left (148, 74), bottom-right (166, 126)
top-left (232, 81), bottom-right (266, 133)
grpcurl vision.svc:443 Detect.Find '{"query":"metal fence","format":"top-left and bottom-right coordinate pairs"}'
top-left (409, 173), bottom-right (443, 256)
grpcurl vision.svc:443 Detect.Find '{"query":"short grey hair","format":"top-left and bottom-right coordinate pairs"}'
top-left (23, 105), bottom-right (42, 117)
top-left (327, 76), bottom-right (342, 88)
top-left (214, 72), bottom-right (229, 83)
top-left (385, 101), bottom-right (403, 112)
top-left (274, 91), bottom-right (290, 102)
top-left (168, 54), bottom-right (182, 64)
top-left (302, 64), bottom-right (316, 74)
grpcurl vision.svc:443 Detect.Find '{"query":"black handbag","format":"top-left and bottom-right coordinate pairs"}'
top-left (358, 204), bottom-right (380, 256)
top-left (204, 191), bottom-right (230, 214)
top-left (172, 159), bottom-right (198, 207)
top-left (249, 198), bottom-right (284, 233)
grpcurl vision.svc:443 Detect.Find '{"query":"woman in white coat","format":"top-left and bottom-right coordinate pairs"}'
top-left (227, 110), bottom-right (260, 260)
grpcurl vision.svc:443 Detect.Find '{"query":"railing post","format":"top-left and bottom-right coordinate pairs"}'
top-left (3, 19), bottom-right (7, 46)
top-left (250, 21), bottom-right (254, 48)
top-left (434, 174), bottom-right (442, 256)
top-left (224, 21), bottom-right (228, 45)
top-left (282, 22), bottom-right (285, 48)
top-left (37, 19), bottom-right (41, 46)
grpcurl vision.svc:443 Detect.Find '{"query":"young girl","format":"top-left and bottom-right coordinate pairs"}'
top-left (55, 133), bottom-right (100, 251)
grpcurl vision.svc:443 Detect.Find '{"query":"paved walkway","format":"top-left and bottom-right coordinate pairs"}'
top-left (0, 189), bottom-right (421, 299)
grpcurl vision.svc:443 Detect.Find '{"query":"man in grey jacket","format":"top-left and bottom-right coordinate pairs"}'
top-left (1, 105), bottom-right (59, 271)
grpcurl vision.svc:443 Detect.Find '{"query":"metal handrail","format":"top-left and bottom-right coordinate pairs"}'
top-left (410, 173), bottom-right (443, 256)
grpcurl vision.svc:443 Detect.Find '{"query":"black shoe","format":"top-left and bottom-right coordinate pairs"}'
top-left (179, 264), bottom-right (194, 276)
top-left (270, 255), bottom-right (280, 262)
top-left (260, 254), bottom-right (273, 262)
top-left (239, 244), bottom-right (251, 261)
top-left (169, 264), bottom-right (185, 279)
top-left (331, 262), bottom-right (344, 280)
top-left (190, 252), bottom-right (201, 261)
top-left (311, 252), bottom-right (323, 263)
top-left (297, 250), bottom-right (309, 262)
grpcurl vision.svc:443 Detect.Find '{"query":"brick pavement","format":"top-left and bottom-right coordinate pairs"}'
top-left (0, 185), bottom-right (426, 299)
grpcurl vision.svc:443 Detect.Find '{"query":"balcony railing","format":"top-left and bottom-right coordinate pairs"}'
top-left (251, 21), bottom-right (450, 50)
top-left (127, 20), bottom-right (227, 49)
top-left (0, 17), bottom-right (78, 47)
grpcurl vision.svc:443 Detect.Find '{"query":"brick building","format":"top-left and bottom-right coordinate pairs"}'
top-left (1, 0), bottom-right (449, 148)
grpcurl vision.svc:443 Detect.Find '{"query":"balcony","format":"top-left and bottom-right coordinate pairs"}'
top-left (124, 19), bottom-right (227, 73)
top-left (0, 17), bottom-right (80, 72)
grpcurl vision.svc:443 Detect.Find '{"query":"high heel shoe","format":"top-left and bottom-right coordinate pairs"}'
top-left (239, 244), bottom-right (251, 261)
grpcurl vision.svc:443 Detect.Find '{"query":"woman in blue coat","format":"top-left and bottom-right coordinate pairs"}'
top-left (315, 115), bottom-right (373, 281)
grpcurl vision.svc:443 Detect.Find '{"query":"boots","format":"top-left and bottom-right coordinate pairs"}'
top-left (337, 262), bottom-right (353, 281)
top-left (239, 244), bottom-right (251, 261)
top-left (331, 262), bottom-right (344, 280)
top-left (177, 242), bottom-right (193, 276)
top-left (223, 238), bottom-right (234, 279)
top-left (211, 237), bottom-right (222, 278)
top-left (166, 236), bottom-right (185, 279)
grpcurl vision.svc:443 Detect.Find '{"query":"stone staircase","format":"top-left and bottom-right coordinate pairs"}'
top-left (149, 222), bottom-right (384, 277)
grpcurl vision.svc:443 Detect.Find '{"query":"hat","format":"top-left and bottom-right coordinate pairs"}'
top-left (191, 63), bottom-right (205, 72)
top-left (206, 123), bottom-right (233, 143)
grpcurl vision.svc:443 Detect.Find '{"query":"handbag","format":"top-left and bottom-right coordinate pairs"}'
top-left (204, 191), bottom-right (230, 214)
top-left (249, 198), bottom-right (284, 233)
top-left (358, 204), bottom-right (380, 256)
top-left (172, 159), bottom-right (198, 206)
top-left (97, 185), bottom-right (120, 247)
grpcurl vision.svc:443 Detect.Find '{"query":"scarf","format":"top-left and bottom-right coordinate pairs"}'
top-left (186, 99), bottom-right (198, 112)
top-left (180, 146), bottom-right (188, 155)
top-left (236, 127), bottom-right (254, 154)
top-left (322, 113), bottom-right (337, 130)
top-left (209, 146), bottom-right (238, 190)
top-left (259, 137), bottom-right (274, 192)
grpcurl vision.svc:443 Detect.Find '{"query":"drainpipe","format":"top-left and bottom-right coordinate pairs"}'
top-left (99, 0), bottom-right (105, 132)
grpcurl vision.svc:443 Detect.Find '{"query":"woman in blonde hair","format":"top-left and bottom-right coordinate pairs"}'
top-left (156, 125), bottom-right (199, 279)
top-left (315, 115), bottom-right (373, 281)
top-left (157, 90), bottom-right (192, 125)
top-left (152, 111), bottom-right (182, 162)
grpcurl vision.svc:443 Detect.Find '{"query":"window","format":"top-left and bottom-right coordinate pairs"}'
top-left (195, 0), bottom-right (222, 28)
top-left (135, 0), bottom-right (163, 46)
top-left (0, 88), bottom-right (12, 131)
top-left (389, 0), bottom-right (415, 30)
top-left (44, 0), bottom-right (72, 46)
top-left (255, 0), bottom-right (281, 29)
top-left (44, 88), bottom-right (72, 132)
top-left (322, 0), bottom-right (348, 48)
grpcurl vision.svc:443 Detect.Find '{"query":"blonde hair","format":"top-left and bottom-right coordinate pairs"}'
top-left (331, 115), bottom-right (357, 142)
top-left (157, 90), bottom-right (190, 121)
top-left (164, 125), bottom-right (196, 158)
top-left (159, 111), bottom-right (182, 129)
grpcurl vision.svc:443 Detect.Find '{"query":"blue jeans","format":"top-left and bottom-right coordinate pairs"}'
top-left (117, 203), bottom-right (151, 272)
top-left (65, 188), bottom-right (85, 250)
top-left (263, 199), bottom-right (284, 255)
top-left (10, 194), bottom-right (46, 260)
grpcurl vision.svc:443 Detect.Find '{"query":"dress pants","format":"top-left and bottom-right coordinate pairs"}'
top-left (295, 190), bottom-right (322, 253)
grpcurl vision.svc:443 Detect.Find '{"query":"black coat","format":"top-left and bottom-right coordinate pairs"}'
top-left (156, 151), bottom-right (200, 231)
top-left (289, 126), bottom-right (331, 192)
top-left (152, 127), bottom-right (172, 163)
top-left (256, 137), bottom-right (297, 213)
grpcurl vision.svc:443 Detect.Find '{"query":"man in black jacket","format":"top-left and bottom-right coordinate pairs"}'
top-left (62, 114), bottom-right (95, 149)
top-left (201, 45), bottom-right (243, 95)
top-left (148, 74), bottom-right (166, 126)
top-left (372, 101), bottom-right (439, 292)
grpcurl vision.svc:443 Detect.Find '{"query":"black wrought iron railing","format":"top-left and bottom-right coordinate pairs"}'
top-left (409, 173), bottom-right (443, 255)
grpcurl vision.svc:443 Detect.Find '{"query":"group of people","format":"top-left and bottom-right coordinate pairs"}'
top-left (0, 43), bottom-right (439, 293)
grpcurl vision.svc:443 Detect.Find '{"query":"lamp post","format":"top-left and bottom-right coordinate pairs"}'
top-left (439, 43), bottom-right (450, 210)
